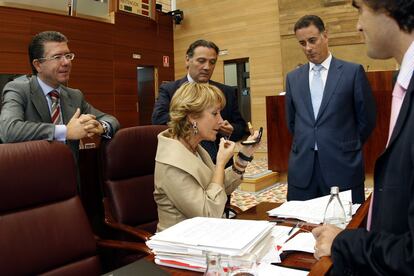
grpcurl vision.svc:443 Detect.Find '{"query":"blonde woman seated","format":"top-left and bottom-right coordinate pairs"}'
top-left (154, 82), bottom-right (260, 231)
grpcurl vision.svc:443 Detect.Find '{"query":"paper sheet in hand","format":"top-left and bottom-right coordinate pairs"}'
top-left (267, 190), bottom-right (360, 224)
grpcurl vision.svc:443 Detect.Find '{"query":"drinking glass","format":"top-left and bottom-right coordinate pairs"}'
top-left (204, 252), bottom-right (226, 276)
top-left (228, 253), bottom-right (258, 276)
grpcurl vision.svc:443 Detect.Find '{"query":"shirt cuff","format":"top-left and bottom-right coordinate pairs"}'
top-left (99, 120), bottom-right (113, 139)
top-left (54, 125), bottom-right (67, 142)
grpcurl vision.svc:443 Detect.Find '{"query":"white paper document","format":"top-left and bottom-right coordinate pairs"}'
top-left (146, 217), bottom-right (276, 272)
top-left (147, 217), bottom-right (274, 256)
top-left (150, 217), bottom-right (271, 248)
top-left (258, 263), bottom-right (309, 276)
top-left (271, 225), bottom-right (300, 244)
top-left (281, 232), bottom-right (316, 253)
top-left (267, 190), bottom-right (360, 224)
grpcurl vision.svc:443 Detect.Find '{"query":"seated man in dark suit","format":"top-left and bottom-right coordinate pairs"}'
top-left (0, 31), bottom-right (120, 159)
top-left (151, 39), bottom-right (247, 164)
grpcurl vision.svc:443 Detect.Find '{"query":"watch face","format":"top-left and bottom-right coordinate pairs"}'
top-left (101, 122), bottom-right (108, 134)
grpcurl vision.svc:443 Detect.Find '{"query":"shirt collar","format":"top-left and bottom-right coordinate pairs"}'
top-left (309, 53), bottom-right (332, 72)
top-left (397, 40), bottom-right (414, 90)
top-left (187, 73), bottom-right (195, 83)
top-left (37, 76), bottom-right (60, 96)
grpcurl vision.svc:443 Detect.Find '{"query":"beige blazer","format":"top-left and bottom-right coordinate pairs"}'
top-left (154, 129), bottom-right (242, 232)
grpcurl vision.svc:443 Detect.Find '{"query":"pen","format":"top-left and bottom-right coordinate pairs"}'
top-left (288, 221), bottom-right (299, 236)
top-left (269, 219), bottom-right (285, 223)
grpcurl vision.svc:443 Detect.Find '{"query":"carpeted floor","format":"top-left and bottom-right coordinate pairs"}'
top-left (230, 158), bottom-right (373, 211)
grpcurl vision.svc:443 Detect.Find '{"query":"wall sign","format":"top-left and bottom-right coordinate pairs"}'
top-left (163, 55), bottom-right (169, 67)
top-left (119, 0), bottom-right (151, 17)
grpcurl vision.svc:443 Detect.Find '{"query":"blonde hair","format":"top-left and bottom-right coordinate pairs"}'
top-left (168, 82), bottom-right (226, 139)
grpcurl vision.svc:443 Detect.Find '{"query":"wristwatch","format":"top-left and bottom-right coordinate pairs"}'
top-left (100, 121), bottom-right (109, 135)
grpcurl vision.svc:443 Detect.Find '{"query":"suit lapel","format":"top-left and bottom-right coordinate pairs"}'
top-left (178, 76), bottom-right (188, 86)
top-left (29, 76), bottom-right (52, 123)
top-left (59, 87), bottom-right (76, 124)
top-left (171, 77), bottom-right (189, 98)
top-left (387, 74), bottom-right (414, 147)
top-left (299, 64), bottom-right (315, 121)
top-left (317, 57), bottom-right (343, 121)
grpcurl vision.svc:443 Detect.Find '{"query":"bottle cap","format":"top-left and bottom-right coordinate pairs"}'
top-left (330, 186), bottom-right (339, 194)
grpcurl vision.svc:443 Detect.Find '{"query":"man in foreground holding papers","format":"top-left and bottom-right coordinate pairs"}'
top-left (154, 82), bottom-right (260, 232)
top-left (313, 0), bottom-right (414, 274)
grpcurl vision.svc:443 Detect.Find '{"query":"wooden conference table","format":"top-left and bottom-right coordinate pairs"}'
top-left (156, 197), bottom-right (370, 275)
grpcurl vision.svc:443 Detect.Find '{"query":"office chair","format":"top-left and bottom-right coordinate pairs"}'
top-left (0, 141), bottom-right (150, 275)
top-left (101, 125), bottom-right (167, 242)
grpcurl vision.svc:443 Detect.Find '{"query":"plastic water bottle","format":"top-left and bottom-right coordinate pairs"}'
top-left (323, 186), bottom-right (346, 229)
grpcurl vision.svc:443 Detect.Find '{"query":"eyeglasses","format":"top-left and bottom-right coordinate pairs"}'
top-left (38, 53), bottom-right (75, 62)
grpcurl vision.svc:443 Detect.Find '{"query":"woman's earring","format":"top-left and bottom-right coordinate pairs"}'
top-left (192, 121), bottom-right (198, 135)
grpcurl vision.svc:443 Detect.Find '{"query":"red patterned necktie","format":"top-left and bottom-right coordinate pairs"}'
top-left (49, 90), bottom-right (62, 124)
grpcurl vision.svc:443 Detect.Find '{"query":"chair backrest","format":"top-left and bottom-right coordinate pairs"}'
top-left (0, 141), bottom-right (100, 275)
top-left (102, 125), bottom-right (167, 234)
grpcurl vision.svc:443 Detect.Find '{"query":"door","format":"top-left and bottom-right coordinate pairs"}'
top-left (137, 66), bottom-right (156, 125)
top-left (224, 58), bottom-right (250, 122)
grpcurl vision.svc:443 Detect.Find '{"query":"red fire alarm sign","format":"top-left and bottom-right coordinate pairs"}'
top-left (163, 56), bottom-right (169, 67)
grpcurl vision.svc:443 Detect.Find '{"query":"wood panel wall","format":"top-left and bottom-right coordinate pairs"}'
top-left (278, 0), bottom-right (397, 85)
top-left (156, 0), bottom-right (171, 13)
top-left (174, 0), bottom-right (284, 154)
top-left (173, 0), bottom-right (399, 159)
top-left (0, 6), bottom-right (174, 128)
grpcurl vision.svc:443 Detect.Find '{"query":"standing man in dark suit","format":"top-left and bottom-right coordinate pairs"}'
top-left (285, 15), bottom-right (376, 203)
top-left (313, 0), bottom-right (414, 274)
top-left (152, 39), bottom-right (247, 164)
top-left (0, 31), bottom-right (120, 159)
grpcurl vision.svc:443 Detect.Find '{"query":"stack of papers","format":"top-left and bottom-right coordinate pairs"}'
top-left (146, 217), bottom-right (275, 272)
top-left (267, 190), bottom-right (360, 224)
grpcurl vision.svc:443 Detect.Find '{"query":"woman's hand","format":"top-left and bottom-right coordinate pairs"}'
top-left (216, 138), bottom-right (235, 168)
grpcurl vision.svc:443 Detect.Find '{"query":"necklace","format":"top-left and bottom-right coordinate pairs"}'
top-left (179, 138), bottom-right (197, 155)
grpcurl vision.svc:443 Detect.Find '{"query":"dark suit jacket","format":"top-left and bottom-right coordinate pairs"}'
top-left (331, 74), bottom-right (414, 275)
top-left (285, 57), bottom-right (376, 194)
top-left (151, 77), bottom-right (247, 163)
top-left (0, 75), bottom-right (120, 159)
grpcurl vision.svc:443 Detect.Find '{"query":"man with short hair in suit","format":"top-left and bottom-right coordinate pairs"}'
top-left (285, 15), bottom-right (376, 203)
top-left (0, 31), bottom-right (120, 159)
top-left (313, 0), bottom-right (414, 273)
top-left (152, 39), bottom-right (247, 164)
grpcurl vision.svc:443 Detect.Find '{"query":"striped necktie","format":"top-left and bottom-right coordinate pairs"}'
top-left (49, 90), bottom-right (62, 124)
